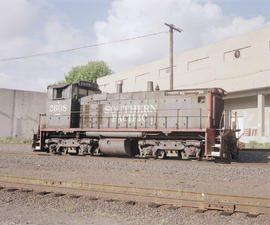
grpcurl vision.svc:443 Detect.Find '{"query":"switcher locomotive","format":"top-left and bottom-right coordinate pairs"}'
top-left (33, 81), bottom-right (238, 160)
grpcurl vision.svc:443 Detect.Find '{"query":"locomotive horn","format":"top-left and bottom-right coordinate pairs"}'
top-left (116, 82), bottom-right (123, 93)
top-left (147, 81), bottom-right (154, 91)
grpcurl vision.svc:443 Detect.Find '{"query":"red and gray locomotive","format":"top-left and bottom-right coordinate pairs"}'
top-left (33, 80), bottom-right (238, 160)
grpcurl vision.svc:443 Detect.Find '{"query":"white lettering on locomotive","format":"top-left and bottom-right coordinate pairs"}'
top-left (49, 101), bottom-right (68, 115)
top-left (104, 104), bottom-right (157, 124)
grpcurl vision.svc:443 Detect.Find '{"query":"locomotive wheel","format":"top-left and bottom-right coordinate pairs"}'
top-left (48, 143), bottom-right (63, 155)
top-left (156, 150), bottom-right (167, 159)
top-left (80, 144), bottom-right (90, 155)
top-left (181, 151), bottom-right (189, 160)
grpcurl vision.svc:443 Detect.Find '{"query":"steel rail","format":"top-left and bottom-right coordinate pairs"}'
top-left (0, 174), bottom-right (269, 215)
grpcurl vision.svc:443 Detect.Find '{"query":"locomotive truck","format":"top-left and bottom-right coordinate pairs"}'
top-left (32, 80), bottom-right (239, 160)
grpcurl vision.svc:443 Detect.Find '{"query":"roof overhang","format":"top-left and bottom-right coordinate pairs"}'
top-left (224, 86), bottom-right (270, 100)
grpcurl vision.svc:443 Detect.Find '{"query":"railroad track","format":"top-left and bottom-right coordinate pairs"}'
top-left (0, 175), bottom-right (269, 216)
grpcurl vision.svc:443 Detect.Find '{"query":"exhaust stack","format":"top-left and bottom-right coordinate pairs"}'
top-left (147, 81), bottom-right (154, 91)
top-left (116, 82), bottom-right (123, 93)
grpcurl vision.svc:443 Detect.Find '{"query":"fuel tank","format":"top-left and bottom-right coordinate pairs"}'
top-left (98, 138), bottom-right (133, 156)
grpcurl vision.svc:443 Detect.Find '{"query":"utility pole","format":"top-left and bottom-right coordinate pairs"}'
top-left (165, 23), bottom-right (183, 90)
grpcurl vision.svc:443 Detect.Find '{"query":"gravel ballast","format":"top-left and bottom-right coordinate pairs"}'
top-left (0, 144), bottom-right (269, 199)
top-left (0, 188), bottom-right (270, 225)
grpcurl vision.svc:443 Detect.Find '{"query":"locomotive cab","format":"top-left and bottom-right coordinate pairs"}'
top-left (46, 81), bottom-right (100, 129)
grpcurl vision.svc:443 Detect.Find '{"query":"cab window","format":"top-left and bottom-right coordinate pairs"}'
top-left (53, 87), bottom-right (69, 99)
top-left (53, 88), bottom-right (64, 99)
top-left (78, 88), bottom-right (88, 98)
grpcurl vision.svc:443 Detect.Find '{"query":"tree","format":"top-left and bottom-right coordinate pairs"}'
top-left (63, 61), bottom-right (112, 83)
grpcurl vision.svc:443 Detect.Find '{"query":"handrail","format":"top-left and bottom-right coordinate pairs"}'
top-left (46, 107), bottom-right (208, 115)
top-left (40, 113), bottom-right (208, 129)
top-left (41, 115), bottom-right (208, 119)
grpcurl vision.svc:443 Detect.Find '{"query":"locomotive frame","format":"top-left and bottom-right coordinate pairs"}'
top-left (33, 81), bottom-right (239, 161)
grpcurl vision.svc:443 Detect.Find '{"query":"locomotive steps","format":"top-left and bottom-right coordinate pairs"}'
top-left (0, 174), bottom-right (269, 216)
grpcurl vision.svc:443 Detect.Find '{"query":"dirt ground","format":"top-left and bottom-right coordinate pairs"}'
top-left (0, 144), bottom-right (269, 198)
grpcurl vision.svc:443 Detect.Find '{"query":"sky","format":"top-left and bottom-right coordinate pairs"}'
top-left (0, 0), bottom-right (270, 92)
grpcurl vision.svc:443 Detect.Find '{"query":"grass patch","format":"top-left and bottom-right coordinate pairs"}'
top-left (0, 138), bottom-right (32, 144)
top-left (64, 201), bottom-right (76, 214)
top-left (245, 141), bottom-right (270, 149)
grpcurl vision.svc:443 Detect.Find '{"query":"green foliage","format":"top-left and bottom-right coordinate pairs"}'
top-left (64, 201), bottom-right (76, 213)
top-left (0, 138), bottom-right (32, 144)
top-left (245, 141), bottom-right (270, 149)
top-left (64, 61), bottom-right (112, 83)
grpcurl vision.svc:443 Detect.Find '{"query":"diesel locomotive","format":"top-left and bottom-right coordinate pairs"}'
top-left (32, 80), bottom-right (239, 160)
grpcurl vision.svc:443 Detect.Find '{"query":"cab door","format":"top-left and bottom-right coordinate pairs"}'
top-left (70, 84), bottom-right (80, 128)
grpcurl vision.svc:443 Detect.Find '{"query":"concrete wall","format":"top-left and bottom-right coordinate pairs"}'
top-left (0, 88), bottom-right (46, 138)
top-left (97, 26), bottom-right (270, 93)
